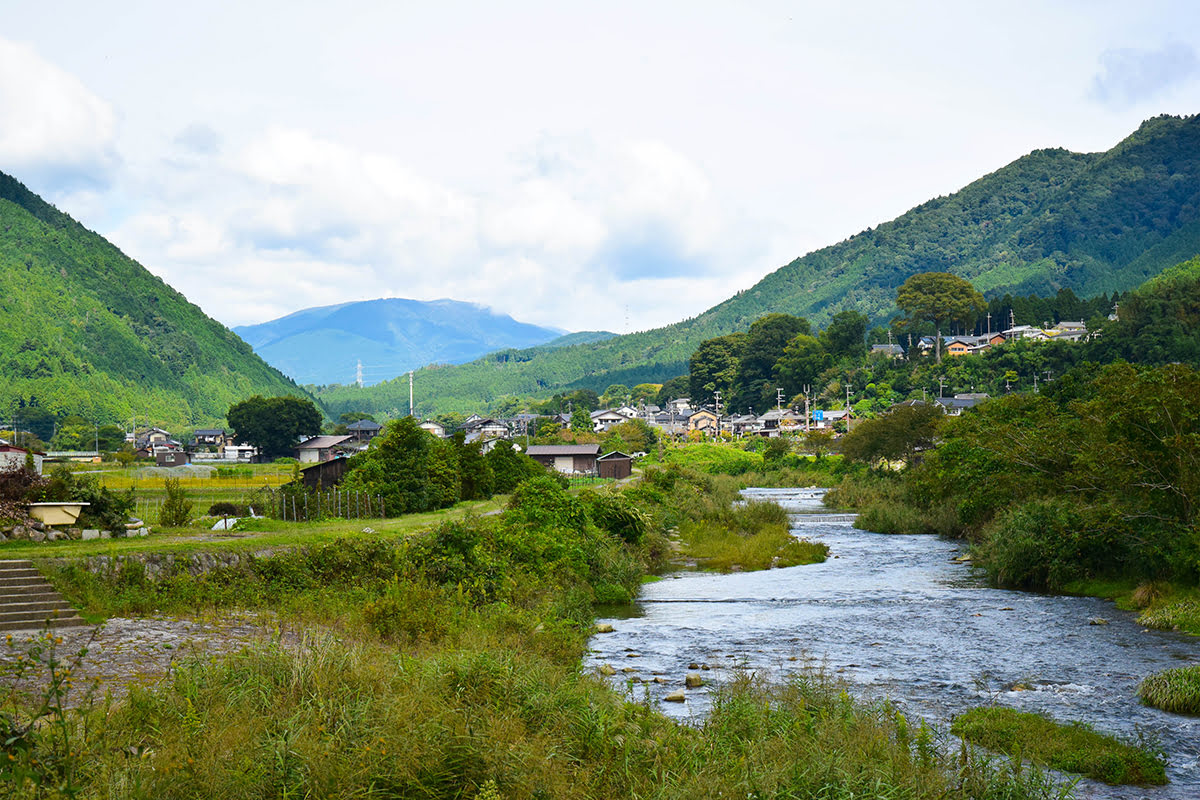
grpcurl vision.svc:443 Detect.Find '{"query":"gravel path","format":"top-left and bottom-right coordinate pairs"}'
top-left (1, 613), bottom-right (294, 706)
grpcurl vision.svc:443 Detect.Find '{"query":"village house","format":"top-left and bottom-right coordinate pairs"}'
top-left (589, 408), bottom-right (628, 432)
top-left (525, 443), bottom-right (601, 474)
top-left (299, 456), bottom-right (351, 490)
top-left (192, 428), bottom-right (230, 450)
top-left (0, 442), bottom-right (44, 475)
top-left (685, 408), bottom-right (720, 434)
top-left (418, 420), bottom-right (446, 438)
top-left (870, 343), bottom-right (905, 359)
top-left (155, 450), bottom-right (191, 467)
top-left (346, 419), bottom-right (383, 443)
top-left (296, 434), bottom-right (355, 463)
top-left (462, 417), bottom-right (509, 440)
top-left (934, 393), bottom-right (989, 415)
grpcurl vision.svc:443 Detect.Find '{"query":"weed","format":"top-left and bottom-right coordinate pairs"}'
top-left (1139, 665), bottom-right (1200, 715)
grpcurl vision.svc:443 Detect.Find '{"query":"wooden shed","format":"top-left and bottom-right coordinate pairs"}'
top-left (596, 451), bottom-right (633, 480)
top-left (525, 444), bottom-right (600, 474)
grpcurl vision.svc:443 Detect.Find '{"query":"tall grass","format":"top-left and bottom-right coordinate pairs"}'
top-left (29, 633), bottom-right (1073, 799)
top-left (951, 706), bottom-right (1166, 786)
top-left (1139, 665), bottom-right (1200, 715)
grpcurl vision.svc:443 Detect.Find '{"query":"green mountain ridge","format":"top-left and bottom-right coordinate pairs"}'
top-left (317, 114), bottom-right (1200, 418)
top-left (0, 171), bottom-right (306, 430)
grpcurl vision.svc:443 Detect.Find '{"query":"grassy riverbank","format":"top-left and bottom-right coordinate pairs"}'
top-left (951, 707), bottom-right (1166, 786)
top-left (1139, 665), bottom-right (1200, 715)
top-left (4, 467), bottom-right (1072, 798)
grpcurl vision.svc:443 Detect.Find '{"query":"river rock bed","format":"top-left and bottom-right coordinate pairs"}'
top-left (0, 613), bottom-right (299, 705)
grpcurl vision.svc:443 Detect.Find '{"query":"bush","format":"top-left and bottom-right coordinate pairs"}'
top-left (207, 501), bottom-right (244, 517)
top-left (159, 477), bottom-right (194, 528)
top-left (1139, 665), bottom-right (1200, 715)
top-left (951, 706), bottom-right (1166, 785)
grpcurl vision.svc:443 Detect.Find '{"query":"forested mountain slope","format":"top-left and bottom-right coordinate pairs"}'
top-left (0, 171), bottom-right (305, 429)
top-left (235, 297), bottom-right (569, 386)
top-left (315, 113), bottom-right (1198, 416)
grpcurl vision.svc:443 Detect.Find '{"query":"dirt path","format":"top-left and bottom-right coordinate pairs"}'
top-left (1, 613), bottom-right (295, 706)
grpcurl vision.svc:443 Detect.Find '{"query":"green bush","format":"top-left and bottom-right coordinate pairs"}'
top-left (952, 706), bottom-right (1166, 785)
top-left (1139, 665), bottom-right (1200, 715)
top-left (158, 477), bottom-right (194, 528)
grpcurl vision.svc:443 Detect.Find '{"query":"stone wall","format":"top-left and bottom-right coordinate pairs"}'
top-left (64, 548), bottom-right (280, 582)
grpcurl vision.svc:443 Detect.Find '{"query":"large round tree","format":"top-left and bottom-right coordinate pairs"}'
top-left (896, 272), bottom-right (987, 362)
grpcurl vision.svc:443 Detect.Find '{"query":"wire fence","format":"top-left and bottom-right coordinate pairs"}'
top-left (261, 487), bottom-right (386, 522)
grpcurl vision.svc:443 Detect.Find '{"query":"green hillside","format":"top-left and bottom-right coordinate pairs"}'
top-left (318, 114), bottom-right (1200, 418)
top-left (0, 172), bottom-right (306, 429)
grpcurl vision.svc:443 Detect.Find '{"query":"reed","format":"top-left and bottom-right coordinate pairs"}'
top-left (1139, 665), bottom-right (1200, 715)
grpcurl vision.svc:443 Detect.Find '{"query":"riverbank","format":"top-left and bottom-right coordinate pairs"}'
top-left (0, 469), bottom-right (1074, 799)
top-left (591, 488), bottom-right (1200, 798)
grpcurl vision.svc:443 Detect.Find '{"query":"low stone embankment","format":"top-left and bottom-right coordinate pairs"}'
top-left (2, 518), bottom-right (150, 543)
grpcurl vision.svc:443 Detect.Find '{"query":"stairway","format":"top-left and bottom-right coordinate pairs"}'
top-left (0, 560), bottom-right (89, 632)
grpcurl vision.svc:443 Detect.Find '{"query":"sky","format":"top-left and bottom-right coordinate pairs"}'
top-left (2, 1), bottom-right (1199, 339)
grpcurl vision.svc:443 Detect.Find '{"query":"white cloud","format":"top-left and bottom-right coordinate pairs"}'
top-left (0, 37), bottom-right (119, 192)
top-left (1090, 41), bottom-right (1200, 108)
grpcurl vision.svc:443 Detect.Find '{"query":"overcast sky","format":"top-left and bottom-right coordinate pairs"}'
top-left (3, 1), bottom-right (1199, 337)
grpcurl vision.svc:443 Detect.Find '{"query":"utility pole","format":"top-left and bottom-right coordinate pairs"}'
top-left (775, 387), bottom-right (783, 412)
top-left (713, 391), bottom-right (722, 438)
top-left (1033, 373), bottom-right (1039, 393)
top-left (803, 384), bottom-right (811, 432)
top-left (986, 311), bottom-right (991, 338)
top-left (844, 384), bottom-right (852, 432)
top-left (938, 376), bottom-right (946, 398)
top-left (408, 371), bottom-right (414, 417)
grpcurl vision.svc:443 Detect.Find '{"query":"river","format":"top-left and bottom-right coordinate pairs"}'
top-left (585, 488), bottom-right (1200, 800)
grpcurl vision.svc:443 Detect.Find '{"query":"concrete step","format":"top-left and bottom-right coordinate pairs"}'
top-left (0, 575), bottom-right (48, 587)
top-left (0, 591), bottom-right (66, 604)
top-left (0, 560), bottom-right (88, 633)
top-left (0, 615), bottom-right (89, 632)
top-left (0, 582), bottom-right (60, 595)
top-left (0, 599), bottom-right (77, 614)
top-left (0, 560), bottom-right (34, 570)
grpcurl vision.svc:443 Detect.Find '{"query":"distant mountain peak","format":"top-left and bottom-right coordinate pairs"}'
top-left (234, 297), bottom-right (570, 386)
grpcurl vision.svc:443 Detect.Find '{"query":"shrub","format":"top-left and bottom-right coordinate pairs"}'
top-left (207, 501), bottom-right (242, 517)
top-left (1139, 665), bottom-right (1200, 715)
top-left (159, 477), bottom-right (194, 528)
top-left (951, 706), bottom-right (1166, 785)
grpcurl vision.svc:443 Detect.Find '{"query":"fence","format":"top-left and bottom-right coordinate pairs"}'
top-left (261, 487), bottom-right (386, 522)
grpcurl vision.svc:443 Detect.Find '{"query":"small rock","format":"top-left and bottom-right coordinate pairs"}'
top-left (598, 664), bottom-right (616, 676)
top-left (663, 690), bottom-right (686, 702)
top-left (688, 662), bottom-right (700, 670)
top-left (1089, 617), bottom-right (1109, 626)
top-left (653, 677), bottom-right (666, 684)
top-left (685, 673), bottom-right (703, 688)
top-left (621, 666), bottom-right (636, 673)
top-left (1000, 607), bottom-right (1014, 611)
top-left (595, 623), bottom-right (614, 633)
top-left (82, 529), bottom-right (102, 541)
top-left (700, 664), bottom-right (710, 671)
top-left (29, 529), bottom-right (46, 543)
top-left (787, 656), bottom-right (798, 662)
top-left (626, 652), bottom-right (640, 658)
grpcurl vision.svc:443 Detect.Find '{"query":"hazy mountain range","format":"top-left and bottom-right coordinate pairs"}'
top-left (233, 298), bottom-right (604, 386)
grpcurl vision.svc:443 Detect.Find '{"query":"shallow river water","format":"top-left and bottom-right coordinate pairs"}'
top-left (585, 488), bottom-right (1200, 800)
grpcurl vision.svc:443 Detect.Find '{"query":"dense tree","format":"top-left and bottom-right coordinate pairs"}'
top-left (630, 383), bottom-right (661, 404)
top-left (732, 314), bottom-right (811, 412)
top-left (656, 375), bottom-right (690, 406)
top-left (486, 440), bottom-right (547, 493)
top-left (820, 310), bottom-right (869, 361)
top-left (227, 395), bottom-right (323, 459)
top-left (772, 334), bottom-right (829, 400)
top-left (688, 333), bottom-right (746, 408)
top-left (839, 403), bottom-right (945, 465)
top-left (896, 273), bottom-right (987, 362)
top-left (600, 384), bottom-right (631, 408)
top-left (341, 417), bottom-right (458, 514)
top-left (570, 407), bottom-right (593, 432)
